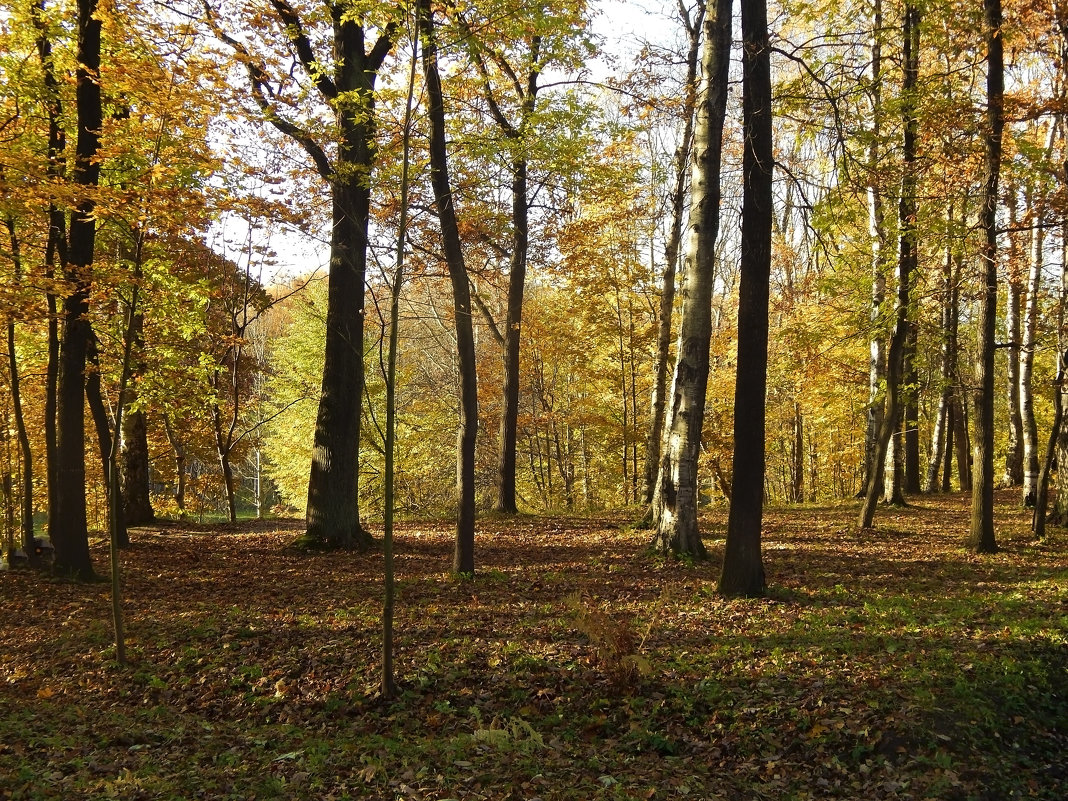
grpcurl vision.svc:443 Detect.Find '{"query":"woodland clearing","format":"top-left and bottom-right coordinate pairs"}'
top-left (1, 489), bottom-right (1066, 801)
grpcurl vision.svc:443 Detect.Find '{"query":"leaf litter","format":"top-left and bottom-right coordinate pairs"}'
top-left (1, 490), bottom-right (1066, 800)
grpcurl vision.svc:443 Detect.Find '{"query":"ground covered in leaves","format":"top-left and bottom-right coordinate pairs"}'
top-left (2, 490), bottom-right (1067, 800)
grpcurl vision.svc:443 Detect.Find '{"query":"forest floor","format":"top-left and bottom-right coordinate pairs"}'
top-left (1, 489), bottom-right (1067, 801)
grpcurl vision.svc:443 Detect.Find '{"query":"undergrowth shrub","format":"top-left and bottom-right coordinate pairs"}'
top-left (567, 592), bottom-right (653, 688)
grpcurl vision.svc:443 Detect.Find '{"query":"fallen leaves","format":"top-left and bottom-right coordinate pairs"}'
top-left (1, 491), bottom-right (1066, 799)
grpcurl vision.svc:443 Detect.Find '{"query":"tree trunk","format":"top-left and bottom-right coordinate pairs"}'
top-left (52, 0), bottom-right (102, 580)
top-left (121, 409), bottom-right (154, 525)
top-left (381, 24), bottom-right (418, 700)
top-left (32, 0), bottom-right (65, 547)
top-left (902, 320), bottom-right (921, 493)
top-left (641, 2), bottom-right (705, 511)
top-left (969, 0), bottom-right (1004, 553)
top-left (210, 401), bottom-right (237, 524)
top-left (942, 402), bottom-right (955, 492)
top-left (163, 413), bottom-right (187, 516)
top-left (1033, 355), bottom-right (1065, 539)
top-left (883, 426), bottom-right (906, 505)
top-left (928, 204), bottom-right (960, 493)
top-left (1020, 199), bottom-right (1044, 506)
top-left (209, 4), bottom-right (399, 552)
top-left (859, 1), bottom-right (920, 530)
top-left (120, 301), bottom-right (153, 526)
top-left (85, 335), bottom-right (128, 547)
top-left (719, 0), bottom-right (773, 598)
top-left (4, 219), bottom-right (36, 559)
top-left (791, 402), bottom-right (804, 503)
top-left (651, 0), bottom-right (731, 558)
top-left (420, 0), bottom-right (478, 574)
top-left (1003, 191), bottom-right (1024, 486)
top-left (926, 397), bottom-right (948, 493)
top-left (495, 156), bottom-right (528, 514)
top-left (863, 0), bottom-right (887, 493)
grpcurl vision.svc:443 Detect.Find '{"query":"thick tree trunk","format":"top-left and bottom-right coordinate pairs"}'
top-left (651, 0), bottom-right (731, 558)
top-left (969, 0), bottom-right (1003, 553)
top-left (719, 0), bottom-right (772, 598)
top-left (122, 409), bottom-right (154, 525)
top-left (227, 8), bottom-right (397, 553)
top-left (52, 0), bottom-right (102, 580)
top-left (860, 1), bottom-right (920, 530)
top-left (640, 2), bottom-right (705, 511)
top-left (420, 0), bottom-right (478, 574)
top-left (304, 180), bottom-right (373, 548)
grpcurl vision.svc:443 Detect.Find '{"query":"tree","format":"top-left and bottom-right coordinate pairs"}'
top-left (640, 0), bottom-right (706, 512)
top-left (969, 0), bottom-right (1004, 553)
top-left (51, 0), bottom-right (103, 580)
top-left (718, 0), bottom-right (773, 597)
top-left (446, 0), bottom-right (592, 515)
top-left (651, 0), bottom-right (732, 557)
top-left (205, 0), bottom-right (398, 549)
top-left (858, 0), bottom-right (920, 530)
top-left (419, 0), bottom-right (478, 574)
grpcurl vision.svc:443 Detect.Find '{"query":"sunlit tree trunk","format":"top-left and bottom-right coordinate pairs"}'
top-left (969, 0), bottom-right (1004, 553)
top-left (651, 0), bottom-right (731, 558)
top-left (641, 1), bottom-right (705, 512)
top-left (1020, 194), bottom-right (1046, 506)
top-left (927, 210), bottom-right (959, 493)
top-left (863, 0), bottom-right (887, 493)
top-left (902, 320), bottom-right (921, 494)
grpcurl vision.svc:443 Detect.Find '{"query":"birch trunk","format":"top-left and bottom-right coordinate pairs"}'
top-left (651, 0), bottom-right (731, 557)
top-left (641, 2), bottom-right (705, 511)
top-left (864, 0), bottom-right (887, 493)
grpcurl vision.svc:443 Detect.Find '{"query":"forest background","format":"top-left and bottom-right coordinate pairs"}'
top-left (3, 0), bottom-right (1065, 557)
